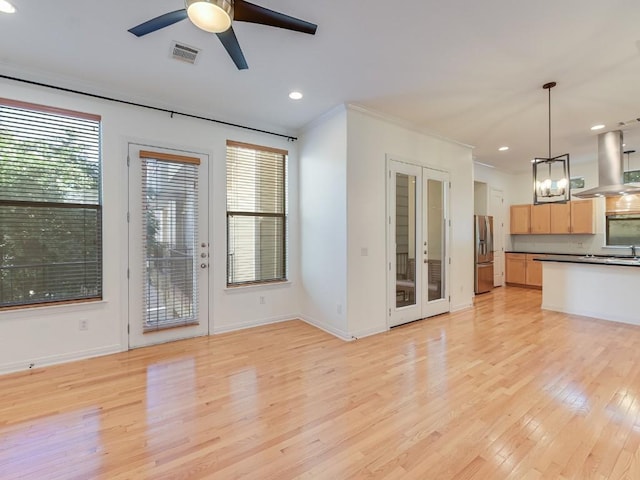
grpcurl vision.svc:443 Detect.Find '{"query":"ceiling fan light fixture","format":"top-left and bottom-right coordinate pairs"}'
top-left (186, 0), bottom-right (233, 33)
top-left (0, 0), bottom-right (16, 14)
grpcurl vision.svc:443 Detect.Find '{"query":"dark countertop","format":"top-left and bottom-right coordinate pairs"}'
top-left (536, 254), bottom-right (640, 267)
top-left (506, 251), bottom-right (577, 256)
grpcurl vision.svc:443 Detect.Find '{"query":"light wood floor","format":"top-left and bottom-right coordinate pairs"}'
top-left (2, 287), bottom-right (640, 479)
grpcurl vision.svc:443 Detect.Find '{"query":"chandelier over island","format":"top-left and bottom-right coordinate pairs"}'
top-left (533, 81), bottom-right (570, 205)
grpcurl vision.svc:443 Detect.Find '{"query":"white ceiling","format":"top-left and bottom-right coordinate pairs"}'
top-left (1, 0), bottom-right (640, 173)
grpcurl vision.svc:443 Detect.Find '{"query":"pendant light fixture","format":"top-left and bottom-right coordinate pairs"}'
top-left (533, 82), bottom-right (571, 205)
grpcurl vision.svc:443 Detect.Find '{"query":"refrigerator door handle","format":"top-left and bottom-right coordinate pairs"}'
top-left (486, 216), bottom-right (494, 255)
top-left (474, 216), bottom-right (480, 261)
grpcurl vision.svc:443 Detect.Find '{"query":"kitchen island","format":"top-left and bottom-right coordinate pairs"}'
top-left (538, 255), bottom-right (640, 326)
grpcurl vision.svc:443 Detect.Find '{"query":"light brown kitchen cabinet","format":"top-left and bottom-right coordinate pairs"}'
top-left (525, 254), bottom-right (545, 287)
top-left (505, 253), bottom-right (526, 285)
top-left (530, 204), bottom-right (551, 234)
top-left (570, 199), bottom-right (595, 234)
top-left (550, 203), bottom-right (571, 233)
top-left (510, 205), bottom-right (531, 234)
top-left (510, 199), bottom-right (594, 235)
top-left (505, 253), bottom-right (545, 288)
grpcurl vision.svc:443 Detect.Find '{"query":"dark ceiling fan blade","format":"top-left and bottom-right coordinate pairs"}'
top-left (233, 0), bottom-right (317, 35)
top-left (216, 27), bottom-right (249, 70)
top-left (128, 9), bottom-right (188, 37)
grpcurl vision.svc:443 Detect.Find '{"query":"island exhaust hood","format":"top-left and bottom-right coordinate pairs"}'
top-left (574, 130), bottom-right (640, 198)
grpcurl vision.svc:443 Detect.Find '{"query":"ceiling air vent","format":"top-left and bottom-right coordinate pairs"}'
top-left (170, 41), bottom-right (200, 65)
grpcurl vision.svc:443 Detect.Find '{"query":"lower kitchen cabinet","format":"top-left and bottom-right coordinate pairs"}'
top-left (525, 254), bottom-right (544, 287)
top-left (505, 253), bottom-right (526, 285)
top-left (505, 253), bottom-right (546, 288)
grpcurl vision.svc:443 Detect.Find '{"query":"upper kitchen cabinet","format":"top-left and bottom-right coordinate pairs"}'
top-left (510, 199), bottom-right (594, 235)
top-left (510, 204), bottom-right (531, 234)
top-left (531, 204), bottom-right (551, 234)
top-left (550, 202), bottom-right (571, 234)
top-left (570, 199), bottom-right (594, 234)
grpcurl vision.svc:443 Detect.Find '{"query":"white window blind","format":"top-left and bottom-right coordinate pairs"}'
top-left (226, 141), bottom-right (287, 286)
top-left (0, 99), bottom-right (102, 308)
top-left (141, 151), bottom-right (200, 331)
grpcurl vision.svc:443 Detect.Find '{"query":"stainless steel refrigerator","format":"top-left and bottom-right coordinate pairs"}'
top-left (474, 215), bottom-right (494, 294)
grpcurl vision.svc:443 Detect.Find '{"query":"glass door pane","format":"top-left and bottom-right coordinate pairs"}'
top-left (395, 173), bottom-right (416, 308)
top-left (426, 178), bottom-right (445, 302)
top-left (142, 159), bottom-right (198, 330)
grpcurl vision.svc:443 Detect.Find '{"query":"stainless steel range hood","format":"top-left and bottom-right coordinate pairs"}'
top-left (574, 130), bottom-right (640, 198)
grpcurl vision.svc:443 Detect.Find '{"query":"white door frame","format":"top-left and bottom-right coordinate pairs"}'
top-left (127, 142), bottom-right (210, 349)
top-left (489, 188), bottom-right (505, 287)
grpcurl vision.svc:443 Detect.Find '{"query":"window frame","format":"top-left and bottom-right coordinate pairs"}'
top-left (225, 140), bottom-right (287, 287)
top-left (0, 98), bottom-right (103, 310)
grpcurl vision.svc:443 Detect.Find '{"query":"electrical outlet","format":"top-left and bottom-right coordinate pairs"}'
top-left (337, 304), bottom-right (342, 314)
top-left (259, 296), bottom-right (266, 305)
top-left (79, 319), bottom-right (88, 331)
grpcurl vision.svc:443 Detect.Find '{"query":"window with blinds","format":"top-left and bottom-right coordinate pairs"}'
top-left (140, 151), bottom-right (200, 331)
top-left (226, 140), bottom-right (287, 286)
top-left (0, 99), bottom-right (102, 308)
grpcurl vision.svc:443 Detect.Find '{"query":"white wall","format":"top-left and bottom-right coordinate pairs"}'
top-left (474, 181), bottom-right (488, 215)
top-left (345, 106), bottom-right (475, 338)
top-left (474, 163), bottom-right (514, 251)
top-left (0, 78), bottom-right (301, 374)
top-left (298, 106), bottom-right (349, 338)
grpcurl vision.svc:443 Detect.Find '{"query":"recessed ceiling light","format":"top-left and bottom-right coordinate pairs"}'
top-left (498, 146), bottom-right (509, 151)
top-left (591, 124), bottom-right (605, 131)
top-left (0, 0), bottom-right (16, 13)
top-left (288, 91), bottom-right (303, 100)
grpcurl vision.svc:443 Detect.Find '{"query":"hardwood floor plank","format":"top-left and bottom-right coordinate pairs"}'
top-left (2, 286), bottom-right (640, 479)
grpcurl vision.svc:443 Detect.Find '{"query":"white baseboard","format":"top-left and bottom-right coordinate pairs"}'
top-left (212, 314), bottom-right (297, 334)
top-left (349, 325), bottom-right (387, 340)
top-left (298, 314), bottom-right (352, 341)
top-left (542, 303), bottom-right (640, 327)
top-left (451, 302), bottom-right (473, 313)
top-left (0, 344), bottom-right (123, 375)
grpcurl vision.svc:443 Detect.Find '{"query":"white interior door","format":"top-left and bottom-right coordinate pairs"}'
top-left (489, 188), bottom-right (504, 287)
top-left (388, 159), bottom-right (450, 327)
top-left (127, 143), bottom-right (209, 348)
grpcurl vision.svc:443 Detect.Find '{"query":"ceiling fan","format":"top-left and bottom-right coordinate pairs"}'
top-left (128, 0), bottom-right (317, 70)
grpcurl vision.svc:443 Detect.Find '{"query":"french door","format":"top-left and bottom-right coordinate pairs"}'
top-left (388, 159), bottom-right (450, 327)
top-left (127, 143), bottom-right (209, 348)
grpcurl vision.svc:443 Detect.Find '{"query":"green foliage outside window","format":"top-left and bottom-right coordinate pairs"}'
top-left (0, 106), bottom-right (102, 308)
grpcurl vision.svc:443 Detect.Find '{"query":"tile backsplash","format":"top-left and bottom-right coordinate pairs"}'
top-left (510, 233), bottom-right (635, 256)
